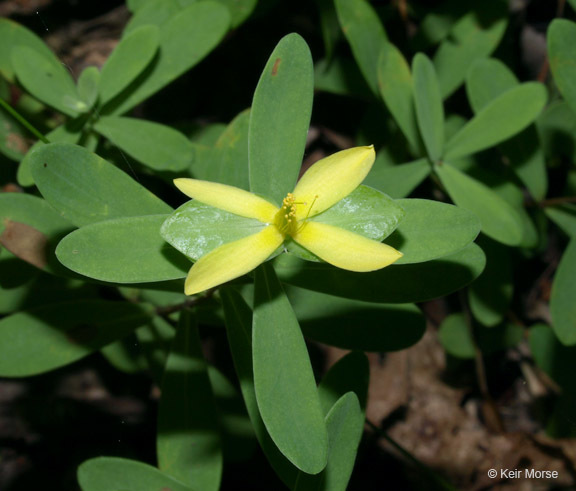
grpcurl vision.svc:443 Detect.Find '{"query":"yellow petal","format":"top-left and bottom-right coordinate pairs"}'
top-left (184, 225), bottom-right (284, 295)
top-left (292, 146), bottom-right (375, 218)
top-left (294, 221), bottom-right (402, 272)
top-left (174, 178), bottom-right (278, 222)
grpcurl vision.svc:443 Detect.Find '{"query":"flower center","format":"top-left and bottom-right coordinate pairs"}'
top-left (274, 193), bottom-right (318, 237)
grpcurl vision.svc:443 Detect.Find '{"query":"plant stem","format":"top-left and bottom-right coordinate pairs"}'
top-left (0, 97), bottom-right (49, 143)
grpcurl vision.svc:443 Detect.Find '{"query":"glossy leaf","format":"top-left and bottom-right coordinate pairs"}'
top-left (550, 239), bottom-right (576, 345)
top-left (29, 143), bottom-right (171, 227)
top-left (387, 198), bottom-right (480, 265)
top-left (12, 46), bottom-right (85, 117)
top-left (549, 19), bottom-right (576, 116)
top-left (77, 457), bottom-right (195, 491)
top-left (252, 264), bottom-right (328, 473)
top-left (0, 300), bottom-right (153, 377)
top-left (413, 53), bottom-right (444, 162)
top-left (276, 242), bottom-right (485, 303)
top-left (249, 33), bottom-right (313, 204)
top-left (0, 18), bottom-right (57, 82)
top-left (77, 66), bottom-right (100, 108)
top-left (158, 310), bottom-right (222, 490)
top-left (287, 286), bottom-right (425, 352)
top-left (221, 287), bottom-right (298, 487)
top-left (444, 83), bottom-right (547, 160)
top-left (334, 0), bottom-right (387, 95)
top-left (433, 1), bottom-right (508, 98)
top-left (439, 314), bottom-right (523, 359)
top-left (99, 25), bottom-right (159, 104)
top-left (468, 237), bottom-right (512, 327)
top-left (56, 215), bottom-right (189, 283)
top-left (108, 2), bottom-right (230, 115)
top-left (94, 116), bottom-right (193, 172)
top-left (378, 43), bottom-right (419, 151)
top-left (294, 393), bottom-right (364, 491)
top-left (363, 159), bottom-right (431, 199)
top-left (435, 162), bottom-right (524, 246)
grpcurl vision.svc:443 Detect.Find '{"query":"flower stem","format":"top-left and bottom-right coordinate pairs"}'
top-left (0, 97), bottom-right (49, 144)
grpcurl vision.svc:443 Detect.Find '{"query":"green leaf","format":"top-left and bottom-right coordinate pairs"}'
top-left (411, 0), bottom-right (469, 50)
top-left (125, 0), bottom-right (180, 32)
top-left (468, 237), bottom-right (512, 327)
top-left (56, 215), bottom-right (189, 283)
top-left (435, 162), bottom-right (524, 246)
top-left (98, 25), bottom-right (159, 105)
top-left (253, 264), bottom-right (328, 474)
top-left (107, 2), bottom-right (230, 115)
top-left (11, 46), bottom-right (85, 117)
top-left (314, 57), bottom-right (371, 98)
top-left (438, 313), bottom-right (523, 359)
top-left (377, 43), bottom-right (420, 151)
top-left (545, 205), bottom-right (576, 238)
top-left (433, 1), bottom-right (508, 98)
top-left (18, 123), bottom-right (83, 187)
top-left (29, 143), bottom-right (171, 227)
top-left (530, 324), bottom-right (576, 394)
top-left (0, 300), bottom-right (153, 377)
top-left (466, 58), bottom-right (517, 113)
top-left (549, 19), bottom-right (576, 116)
top-left (287, 286), bottom-right (425, 352)
top-left (294, 393), bottom-right (364, 491)
top-left (94, 116), bottom-right (193, 172)
top-left (387, 198), bottom-right (480, 265)
top-left (77, 457), bottom-right (195, 491)
top-left (249, 33), bottom-right (313, 204)
top-left (444, 83), bottom-right (547, 160)
top-left (101, 335), bottom-right (146, 374)
top-left (77, 66), bottom-right (100, 109)
top-left (0, 19), bottom-right (59, 82)
top-left (334, 0), bottom-right (387, 96)
top-left (536, 101), bottom-right (576, 162)
top-left (275, 242), bottom-right (486, 303)
top-left (213, 0), bottom-right (257, 27)
top-left (158, 310), bottom-right (222, 490)
top-left (193, 109), bottom-right (250, 190)
top-left (221, 287), bottom-right (298, 487)
top-left (413, 53), bottom-right (444, 162)
top-left (0, 104), bottom-right (28, 161)
top-left (162, 201), bottom-right (266, 261)
top-left (550, 239), bottom-right (576, 345)
top-left (363, 158), bottom-right (431, 199)
top-left (315, 0), bottom-right (340, 60)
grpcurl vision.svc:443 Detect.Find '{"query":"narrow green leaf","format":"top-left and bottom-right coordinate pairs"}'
top-left (435, 162), bottom-right (524, 246)
top-left (221, 287), bottom-right (298, 487)
top-left (363, 158), bottom-right (431, 198)
top-left (387, 198), bottom-right (480, 265)
top-left (444, 83), bottom-right (547, 160)
top-left (468, 237), bottom-right (512, 327)
top-left (12, 46), bottom-right (85, 117)
top-left (249, 33), bottom-right (313, 204)
top-left (125, 0), bottom-right (180, 32)
top-left (294, 393), bottom-right (364, 491)
top-left (94, 116), bottom-right (193, 172)
top-left (334, 0), bottom-right (387, 95)
top-left (158, 310), bottom-right (222, 490)
top-left (550, 239), bottom-right (576, 345)
top-left (549, 19), bottom-right (576, 116)
top-left (433, 1), bottom-right (508, 98)
top-left (546, 205), bottom-right (576, 238)
top-left (193, 109), bottom-right (250, 190)
top-left (56, 215), bottom-right (189, 283)
top-left (536, 101), bottom-right (576, 162)
top-left (317, 352), bottom-right (369, 415)
top-left (314, 57), bottom-right (371, 98)
top-left (411, 0), bottom-right (468, 50)
top-left (134, 316), bottom-right (175, 383)
top-left (315, 0), bottom-right (340, 60)
top-left (108, 2), bottom-right (230, 115)
top-left (466, 58), bottom-right (517, 113)
top-left (77, 457), bottom-right (195, 491)
top-left (377, 43), bottom-right (420, 151)
top-left (99, 25), bottom-right (159, 105)
top-left (162, 201), bottom-right (266, 261)
top-left (287, 286), bottom-right (425, 352)
top-left (77, 66), bottom-right (100, 108)
top-left (29, 143), bottom-right (171, 227)
top-left (413, 53), bottom-right (444, 162)
top-left (213, 0), bottom-right (257, 27)
top-left (275, 242), bottom-right (486, 303)
top-left (0, 18), bottom-right (60, 82)
top-left (0, 300), bottom-right (153, 377)
top-left (101, 335), bottom-right (146, 374)
top-left (253, 264), bottom-right (328, 473)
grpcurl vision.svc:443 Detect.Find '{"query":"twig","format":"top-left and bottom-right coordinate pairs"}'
top-left (538, 196), bottom-right (576, 208)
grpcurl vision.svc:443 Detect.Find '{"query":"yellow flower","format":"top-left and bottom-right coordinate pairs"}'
top-left (174, 145), bottom-right (402, 295)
